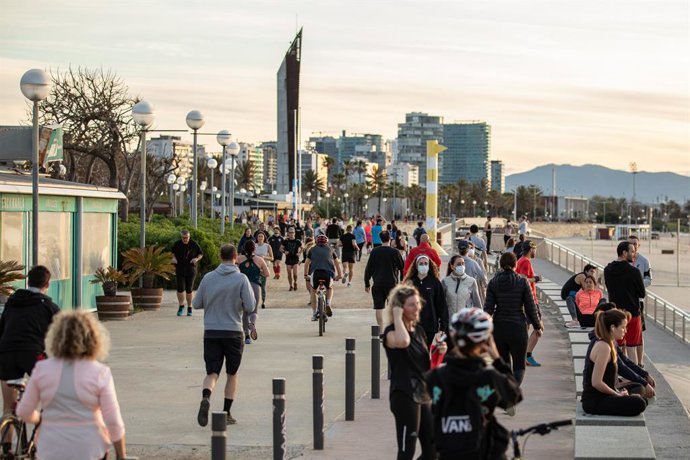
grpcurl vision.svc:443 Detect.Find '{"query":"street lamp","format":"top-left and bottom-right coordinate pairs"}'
top-left (448, 198), bottom-right (452, 220)
top-left (207, 158), bottom-right (218, 218)
top-left (226, 141), bottom-right (240, 229)
top-left (306, 191), bottom-right (312, 204)
top-left (216, 130), bottom-right (232, 233)
top-left (186, 110), bottom-right (205, 228)
top-left (272, 189), bottom-right (278, 218)
top-left (167, 173), bottom-right (176, 215)
top-left (325, 192), bottom-right (331, 218)
top-left (199, 180), bottom-right (207, 216)
top-left (132, 100), bottom-right (155, 250)
top-left (21, 68), bottom-right (51, 266)
top-left (472, 200), bottom-right (477, 217)
top-left (344, 192), bottom-right (349, 217)
top-left (460, 199), bottom-right (465, 218)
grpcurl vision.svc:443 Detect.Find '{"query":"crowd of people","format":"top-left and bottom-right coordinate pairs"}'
top-left (0, 208), bottom-right (659, 458)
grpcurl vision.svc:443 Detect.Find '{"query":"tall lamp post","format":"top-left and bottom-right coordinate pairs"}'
top-left (226, 141), bottom-right (240, 230)
top-left (199, 181), bottom-right (207, 216)
top-left (20, 69), bottom-right (51, 266)
top-left (448, 198), bottom-right (452, 220)
top-left (186, 110), bottom-right (205, 228)
top-left (325, 192), bottom-right (331, 218)
top-left (216, 130), bottom-right (231, 232)
top-left (207, 158), bottom-right (218, 218)
top-left (344, 192), bottom-right (349, 217)
top-left (460, 199), bottom-right (465, 218)
top-left (167, 174), bottom-right (176, 216)
top-left (472, 200), bottom-right (477, 217)
top-left (484, 200), bottom-right (489, 217)
top-left (132, 101), bottom-right (155, 250)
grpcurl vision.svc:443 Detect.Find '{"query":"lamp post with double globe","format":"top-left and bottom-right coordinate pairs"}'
top-left (132, 101), bottom-right (155, 250)
top-left (20, 69), bottom-right (51, 265)
top-left (185, 110), bottom-right (205, 228)
top-left (216, 130), bottom-right (231, 232)
top-left (207, 158), bottom-right (218, 218)
top-left (226, 141), bottom-right (240, 230)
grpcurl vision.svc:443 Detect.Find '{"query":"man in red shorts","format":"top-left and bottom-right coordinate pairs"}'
top-left (604, 241), bottom-right (646, 365)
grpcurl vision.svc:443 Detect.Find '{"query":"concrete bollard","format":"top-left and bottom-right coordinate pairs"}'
top-left (211, 411), bottom-right (227, 460)
top-left (345, 337), bottom-right (356, 421)
top-left (312, 355), bottom-right (325, 450)
top-left (273, 378), bottom-right (287, 460)
top-left (371, 325), bottom-right (380, 399)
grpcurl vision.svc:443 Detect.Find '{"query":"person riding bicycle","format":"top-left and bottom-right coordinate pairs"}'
top-left (426, 308), bottom-right (522, 460)
top-left (304, 235), bottom-right (343, 321)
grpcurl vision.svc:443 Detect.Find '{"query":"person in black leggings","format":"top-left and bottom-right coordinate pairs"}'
top-left (484, 252), bottom-right (543, 384)
top-left (581, 309), bottom-right (647, 416)
top-left (383, 285), bottom-right (444, 460)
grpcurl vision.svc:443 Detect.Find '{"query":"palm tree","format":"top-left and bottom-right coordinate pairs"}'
top-left (322, 156), bottom-right (336, 190)
top-left (332, 172), bottom-right (346, 195)
top-left (302, 169), bottom-right (325, 194)
top-left (406, 184), bottom-right (425, 217)
top-left (366, 165), bottom-right (387, 215)
top-left (234, 160), bottom-right (255, 192)
top-left (355, 160), bottom-right (368, 185)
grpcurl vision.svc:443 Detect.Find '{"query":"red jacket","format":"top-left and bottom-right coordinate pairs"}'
top-left (403, 242), bottom-right (443, 275)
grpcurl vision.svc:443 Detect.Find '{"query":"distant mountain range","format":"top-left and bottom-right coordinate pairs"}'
top-left (505, 164), bottom-right (690, 204)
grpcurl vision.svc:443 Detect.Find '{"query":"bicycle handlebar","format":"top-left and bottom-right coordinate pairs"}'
top-left (513, 419), bottom-right (573, 437)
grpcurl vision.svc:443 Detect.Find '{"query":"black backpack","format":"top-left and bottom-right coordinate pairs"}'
top-left (430, 369), bottom-right (487, 457)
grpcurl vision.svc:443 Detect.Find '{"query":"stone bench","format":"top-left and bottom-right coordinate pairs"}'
top-left (575, 404), bottom-right (645, 426)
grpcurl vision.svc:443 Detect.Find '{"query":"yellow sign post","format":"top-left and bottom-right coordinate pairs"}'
top-left (425, 140), bottom-right (447, 255)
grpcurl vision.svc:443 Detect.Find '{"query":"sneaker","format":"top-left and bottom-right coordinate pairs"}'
top-left (177, 306), bottom-right (185, 317)
top-left (261, 303), bottom-right (266, 309)
top-left (341, 275), bottom-right (347, 284)
top-left (248, 323), bottom-right (258, 341)
top-left (505, 405), bottom-right (517, 417)
top-left (311, 312), bottom-right (319, 321)
top-left (187, 308), bottom-right (192, 317)
top-left (289, 286), bottom-right (293, 291)
top-left (325, 304), bottom-right (333, 317)
top-left (526, 356), bottom-right (542, 367)
top-left (226, 412), bottom-right (237, 425)
top-left (347, 282), bottom-right (352, 287)
top-left (244, 336), bottom-right (251, 345)
top-left (197, 398), bottom-right (210, 426)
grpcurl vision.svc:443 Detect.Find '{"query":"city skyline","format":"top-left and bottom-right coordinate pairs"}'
top-left (1, 0), bottom-right (688, 175)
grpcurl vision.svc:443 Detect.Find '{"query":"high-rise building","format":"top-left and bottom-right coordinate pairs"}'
top-left (300, 150), bottom-right (329, 184)
top-left (338, 131), bottom-right (384, 168)
top-left (491, 160), bottom-right (505, 193)
top-left (276, 28), bottom-right (302, 194)
top-left (260, 141), bottom-right (278, 192)
top-left (397, 112), bottom-right (443, 186)
top-left (387, 163), bottom-right (419, 187)
top-left (439, 122), bottom-right (491, 186)
top-left (308, 135), bottom-right (338, 159)
top-left (239, 142), bottom-right (264, 191)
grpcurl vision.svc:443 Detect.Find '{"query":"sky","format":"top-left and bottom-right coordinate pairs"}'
top-left (1, 0), bottom-right (689, 175)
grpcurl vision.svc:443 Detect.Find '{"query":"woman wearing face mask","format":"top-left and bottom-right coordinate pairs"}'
top-left (403, 255), bottom-right (449, 347)
top-left (442, 255), bottom-right (482, 316)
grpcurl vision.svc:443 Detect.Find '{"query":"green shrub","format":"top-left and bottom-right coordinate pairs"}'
top-left (118, 215), bottom-right (246, 289)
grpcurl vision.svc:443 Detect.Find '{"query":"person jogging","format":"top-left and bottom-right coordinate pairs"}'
top-left (171, 229), bottom-right (203, 316)
top-left (326, 217), bottom-right (343, 258)
top-left (364, 230), bottom-right (405, 330)
top-left (193, 244), bottom-right (256, 426)
top-left (353, 220), bottom-right (366, 261)
top-left (371, 218), bottom-right (383, 248)
top-left (237, 241), bottom-right (270, 344)
top-left (412, 221), bottom-right (426, 247)
top-left (515, 240), bottom-right (544, 367)
top-left (268, 226), bottom-right (284, 279)
top-left (304, 235), bottom-right (343, 321)
top-left (281, 226), bottom-right (303, 291)
top-left (339, 225), bottom-right (358, 286)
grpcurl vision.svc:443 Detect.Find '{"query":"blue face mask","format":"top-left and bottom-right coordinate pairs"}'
top-left (454, 265), bottom-right (466, 276)
top-left (418, 264), bottom-right (429, 275)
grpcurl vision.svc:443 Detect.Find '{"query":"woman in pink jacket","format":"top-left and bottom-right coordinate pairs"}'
top-left (575, 275), bottom-right (604, 328)
top-left (17, 311), bottom-right (127, 460)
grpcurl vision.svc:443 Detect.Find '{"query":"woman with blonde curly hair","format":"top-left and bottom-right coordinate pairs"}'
top-left (17, 311), bottom-right (127, 460)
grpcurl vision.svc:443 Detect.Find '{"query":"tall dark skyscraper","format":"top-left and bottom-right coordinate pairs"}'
top-left (277, 28), bottom-right (302, 194)
top-left (440, 122), bottom-right (491, 185)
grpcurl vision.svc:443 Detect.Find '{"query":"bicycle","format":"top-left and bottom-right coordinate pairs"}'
top-left (510, 419), bottom-right (572, 459)
top-left (0, 377), bottom-right (37, 459)
top-left (315, 279), bottom-right (327, 337)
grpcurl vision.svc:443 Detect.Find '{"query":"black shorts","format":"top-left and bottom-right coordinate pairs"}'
top-left (0, 351), bottom-right (42, 380)
top-left (342, 252), bottom-right (356, 264)
top-left (285, 255), bottom-right (300, 266)
top-left (176, 272), bottom-right (196, 293)
top-left (204, 336), bottom-right (244, 375)
top-left (311, 270), bottom-right (333, 290)
top-left (372, 285), bottom-right (394, 310)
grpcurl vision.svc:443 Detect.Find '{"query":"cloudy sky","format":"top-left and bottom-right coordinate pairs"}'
top-left (1, 0), bottom-right (688, 175)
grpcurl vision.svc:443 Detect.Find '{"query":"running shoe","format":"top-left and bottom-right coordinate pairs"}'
top-left (226, 412), bottom-right (237, 425)
top-left (187, 308), bottom-right (192, 317)
top-left (261, 303), bottom-right (266, 309)
top-left (325, 304), bottom-right (333, 317)
top-left (347, 282), bottom-right (352, 287)
top-left (311, 311), bottom-right (319, 321)
top-left (197, 398), bottom-right (210, 426)
top-left (341, 275), bottom-right (347, 284)
top-left (244, 336), bottom-right (251, 345)
top-left (248, 323), bottom-right (258, 341)
top-left (177, 306), bottom-right (185, 317)
top-left (505, 405), bottom-right (517, 417)
top-left (526, 356), bottom-right (542, 367)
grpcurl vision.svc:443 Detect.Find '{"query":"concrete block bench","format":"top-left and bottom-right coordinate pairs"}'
top-left (571, 343), bottom-right (588, 358)
top-left (575, 405), bottom-right (645, 426)
top-left (568, 332), bottom-right (592, 344)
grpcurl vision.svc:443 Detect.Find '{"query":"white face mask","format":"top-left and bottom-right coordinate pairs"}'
top-left (468, 249), bottom-right (475, 258)
top-left (417, 264), bottom-right (429, 275)
top-left (454, 265), bottom-right (465, 276)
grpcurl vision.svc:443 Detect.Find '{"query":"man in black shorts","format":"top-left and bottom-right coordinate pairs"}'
top-left (364, 231), bottom-right (404, 330)
top-left (281, 227), bottom-right (303, 291)
top-left (193, 244), bottom-right (256, 426)
top-left (305, 235), bottom-right (343, 321)
top-left (339, 225), bottom-right (359, 286)
top-left (0, 265), bottom-right (60, 421)
top-left (172, 230), bottom-right (203, 317)
top-left (268, 226), bottom-right (284, 279)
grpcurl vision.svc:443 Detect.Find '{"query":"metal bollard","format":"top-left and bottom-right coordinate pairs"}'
top-left (371, 325), bottom-right (380, 399)
top-left (345, 337), bottom-right (356, 421)
top-left (273, 378), bottom-right (287, 460)
top-left (211, 411), bottom-right (227, 460)
top-left (313, 355), bottom-right (325, 450)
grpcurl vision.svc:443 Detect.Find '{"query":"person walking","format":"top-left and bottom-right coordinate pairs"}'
top-left (628, 234), bottom-right (652, 366)
top-left (171, 229), bottom-right (204, 317)
top-left (364, 231), bottom-right (405, 330)
top-left (254, 232), bottom-right (274, 309)
top-left (457, 240), bottom-right (488, 304)
top-left (515, 240), bottom-right (544, 367)
top-left (404, 255), bottom-right (449, 347)
top-left (371, 218), bottom-right (384, 248)
top-left (364, 220), bottom-right (373, 253)
top-left (403, 234), bottom-right (442, 276)
top-left (281, 226), bottom-right (303, 291)
top-left (503, 218), bottom-right (515, 246)
top-left (17, 311), bottom-right (128, 460)
top-left (483, 215), bottom-right (493, 253)
top-left (382, 285), bottom-right (442, 460)
top-left (442, 255), bottom-right (482, 316)
top-left (237, 241), bottom-right (270, 344)
top-left (354, 220), bottom-right (366, 261)
top-left (603, 241), bottom-right (646, 365)
top-left (484, 252), bottom-right (543, 387)
top-left (0, 266), bottom-right (60, 426)
top-left (268, 226), bottom-right (284, 280)
top-left (412, 221), bottom-right (426, 247)
top-left (339, 225), bottom-right (358, 286)
top-left (193, 244), bottom-right (256, 426)
top-left (237, 227), bottom-right (255, 254)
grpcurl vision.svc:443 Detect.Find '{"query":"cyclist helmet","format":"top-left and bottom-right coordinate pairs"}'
top-left (316, 234), bottom-right (328, 246)
top-left (449, 307), bottom-right (493, 347)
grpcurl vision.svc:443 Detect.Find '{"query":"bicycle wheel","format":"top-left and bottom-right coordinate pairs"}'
top-left (317, 295), bottom-right (325, 337)
top-left (0, 417), bottom-right (27, 459)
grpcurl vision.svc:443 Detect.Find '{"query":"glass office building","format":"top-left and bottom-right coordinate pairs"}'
top-left (440, 122), bottom-right (491, 185)
top-left (397, 112), bottom-right (443, 186)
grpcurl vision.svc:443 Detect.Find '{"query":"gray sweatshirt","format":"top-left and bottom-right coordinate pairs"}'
top-left (193, 263), bottom-right (255, 335)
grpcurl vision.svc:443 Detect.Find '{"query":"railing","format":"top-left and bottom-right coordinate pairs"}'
top-left (537, 238), bottom-right (689, 344)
